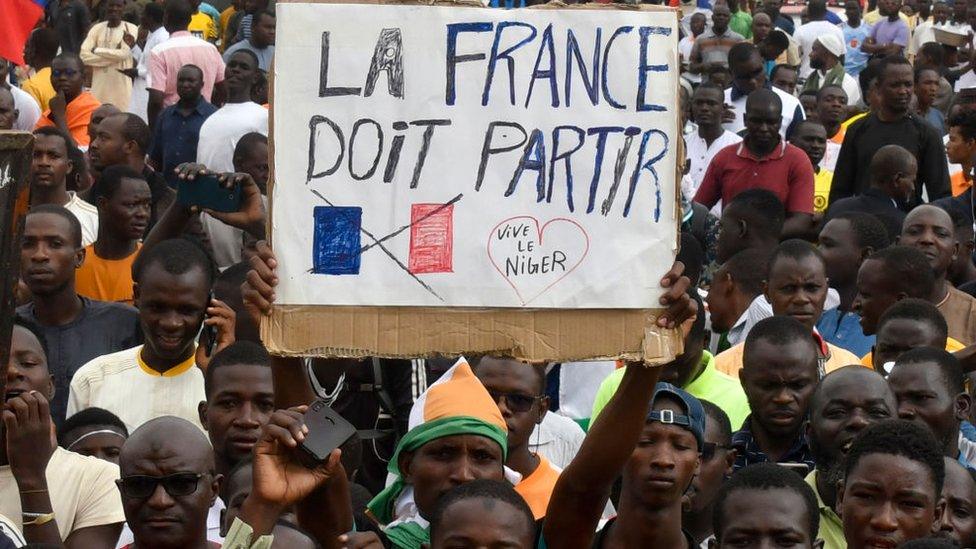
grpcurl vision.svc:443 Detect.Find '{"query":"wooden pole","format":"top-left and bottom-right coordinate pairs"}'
top-left (0, 131), bottom-right (34, 403)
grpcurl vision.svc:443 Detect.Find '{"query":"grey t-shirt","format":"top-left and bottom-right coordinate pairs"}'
top-left (18, 297), bottom-right (142, 427)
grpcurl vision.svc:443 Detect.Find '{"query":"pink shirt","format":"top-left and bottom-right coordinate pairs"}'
top-left (148, 31), bottom-right (225, 106)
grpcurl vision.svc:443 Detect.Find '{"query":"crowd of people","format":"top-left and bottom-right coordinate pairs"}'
top-left (6, 0), bottom-right (976, 546)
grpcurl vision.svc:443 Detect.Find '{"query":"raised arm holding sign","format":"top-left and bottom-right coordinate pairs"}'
top-left (268, 0), bottom-right (683, 363)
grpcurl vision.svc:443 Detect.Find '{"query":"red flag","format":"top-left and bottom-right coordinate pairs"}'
top-left (0, 0), bottom-right (46, 66)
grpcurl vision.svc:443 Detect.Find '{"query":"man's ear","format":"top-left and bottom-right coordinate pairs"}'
top-left (209, 473), bottom-right (223, 507)
top-left (398, 451), bottom-right (414, 483)
top-left (198, 400), bottom-right (209, 431)
top-left (75, 245), bottom-right (85, 269)
top-left (859, 246), bottom-right (875, 262)
top-left (537, 396), bottom-right (549, 425)
top-left (133, 281), bottom-right (140, 304)
top-left (724, 447), bottom-right (737, 475)
top-left (762, 279), bottom-right (770, 303)
top-left (47, 374), bottom-right (55, 402)
top-left (955, 392), bottom-right (972, 422)
top-left (952, 241), bottom-right (960, 261)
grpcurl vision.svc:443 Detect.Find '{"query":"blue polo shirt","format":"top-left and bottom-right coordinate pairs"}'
top-left (148, 97), bottom-right (218, 187)
top-left (816, 308), bottom-right (875, 358)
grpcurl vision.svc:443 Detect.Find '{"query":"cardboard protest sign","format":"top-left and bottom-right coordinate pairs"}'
top-left (267, 1), bottom-right (683, 362)
top-left (0, 132), bottom-right (33, 397)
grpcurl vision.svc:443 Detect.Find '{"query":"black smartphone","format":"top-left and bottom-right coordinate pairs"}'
top-left (299, 399), bottom-right (358, 466)
top-left (177, 174), bottom-right (242, 213)
top-left (199, 291), bottom-right (217, 357)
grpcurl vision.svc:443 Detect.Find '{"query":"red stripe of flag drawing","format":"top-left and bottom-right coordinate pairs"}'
top-left (409, 203), bottom-right (454, 274)
top-left (0, 0), bottom-right (47, 66)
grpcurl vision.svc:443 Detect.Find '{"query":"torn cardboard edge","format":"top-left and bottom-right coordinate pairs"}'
top-left (263, 0), bottom-right (684, 364)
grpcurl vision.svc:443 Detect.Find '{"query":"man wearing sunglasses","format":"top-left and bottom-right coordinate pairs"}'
top-left (117, 415), bottom-right (221, 549)
top-left (805, 366), bottom-right (896, 549)
top-left (472, 358), bottom-right (555, 520)
top-left (683, 400), bottom-right (737, 547)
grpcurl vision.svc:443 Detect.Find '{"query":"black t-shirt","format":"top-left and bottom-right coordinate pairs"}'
top-left (830, 112), bottom-right (950, 205)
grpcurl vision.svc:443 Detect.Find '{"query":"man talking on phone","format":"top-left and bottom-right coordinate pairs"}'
top-left (67, 238), bottom-right (237, 432)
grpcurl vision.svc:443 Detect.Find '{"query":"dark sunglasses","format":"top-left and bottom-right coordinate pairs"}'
top-left (701, 442), bottom-right (732, 460)
top-left (487, 390), bottom-right (543, 413)
top-left (52, 68), bottom-right (78, 78)
top-left (116, 472), bottom-right (204, 499)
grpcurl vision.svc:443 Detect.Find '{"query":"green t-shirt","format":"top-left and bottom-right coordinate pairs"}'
top-left (805, 470), bottom-right (847, 549)
top-left (590, 352), bottom-right (751, 431)
top-left (730, 10), bottom-right (754, 40)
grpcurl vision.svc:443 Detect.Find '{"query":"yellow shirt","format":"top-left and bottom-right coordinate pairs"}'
top-left (75, 243), bottom-right (141, 304)
top-left (860, 337), bottom-right (966, 367)
top-left (814, 169), bottom-right (834, 213)
top-left (863, 9), bottom-right (912, 24)
top-left (220, 5), bottom-right (236, 49)
top-left (20, 67), bottom-right (55, 112)
top-left (189, 11), bottom-right (219, 43)
top-left (715, 340), bottom-right (862, 378)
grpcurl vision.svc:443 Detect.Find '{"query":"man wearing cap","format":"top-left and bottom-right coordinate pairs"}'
top-left (804, 34), bottom-right (863, 106)
top-left (794, 0), bottom-right (846, 80)
top-left (544, 368), bottom-right (704, 548)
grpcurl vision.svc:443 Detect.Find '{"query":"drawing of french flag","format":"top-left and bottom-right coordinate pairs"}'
top-left (0, 0), bottom-right (47, 65)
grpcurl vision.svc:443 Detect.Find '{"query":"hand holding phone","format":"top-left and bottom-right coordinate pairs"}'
top-left (177, 172), bottom-right (243, 213)
top-left (174, 163), bottom-right (265, 238)
top-left (299, 400), bottom-right (357, 467)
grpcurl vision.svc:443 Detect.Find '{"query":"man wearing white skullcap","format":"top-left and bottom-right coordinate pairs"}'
top-left (794, 0), bottom-right (846, 78)
top-left (803, 34), bottom-right (863, 106)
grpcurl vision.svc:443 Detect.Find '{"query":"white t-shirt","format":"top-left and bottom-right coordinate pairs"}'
top-left (64, 191), bottom-right (99, 246)
top-left (0, 448), bottom-right (125, 541)
top-left (723, 85), bottom-right (805, 139)
top-left (529, 411), bottom-right (586, 470)
top-left (67, 345), bottom-right (206, 433)
top-left (956, 70), bottom-right (976, 92)
top-left (9, 85), bottom-right (40, 132)
top-left (793, 20), bottom-right (845, 79)
top-left (196, 101), bottom-right (268, 173)
top-left (686, 129), bottom-right (743, 195)
top-left (806, 69), bottom-right (863, 106)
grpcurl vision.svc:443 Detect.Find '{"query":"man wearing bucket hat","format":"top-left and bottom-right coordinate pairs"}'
top-left (365, 358), bottom-right (512, 548)
top-left (804, 34), bottom-right (863, 106)
top-left (543, 353), bottom-right (705, 549)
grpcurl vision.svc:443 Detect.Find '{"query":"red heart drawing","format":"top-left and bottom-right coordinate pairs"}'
top-left (487, 216), bottom-right (590, 306)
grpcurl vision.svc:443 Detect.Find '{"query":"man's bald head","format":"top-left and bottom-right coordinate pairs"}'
top-left (120, 416), bottom-right (215, 474)
top-left (905, 203), bottom-right (953, 228)
top-left (871, 145), bottom-right (917, 180)
top-left (119, 417), bottom-right (219, 549)
top-left (810, 365), bottom-right (895, 414)
top-left (753, 11), bottom-right (771, 23)
top-left (88, 104), bottom-right (123, 144)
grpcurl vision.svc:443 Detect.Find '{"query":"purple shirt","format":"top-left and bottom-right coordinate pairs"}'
top-left (870, 17), bottom-right (909, 47)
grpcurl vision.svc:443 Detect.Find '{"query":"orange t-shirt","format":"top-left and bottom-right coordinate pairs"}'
top-left (951, 171), bottom-right (972, 197)
top-left (75, 243), bottom-right (141, 304)
top-left (34, 91), bottom-right (101, 147)
top-left (514, 455), bottom-right (561, 520)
